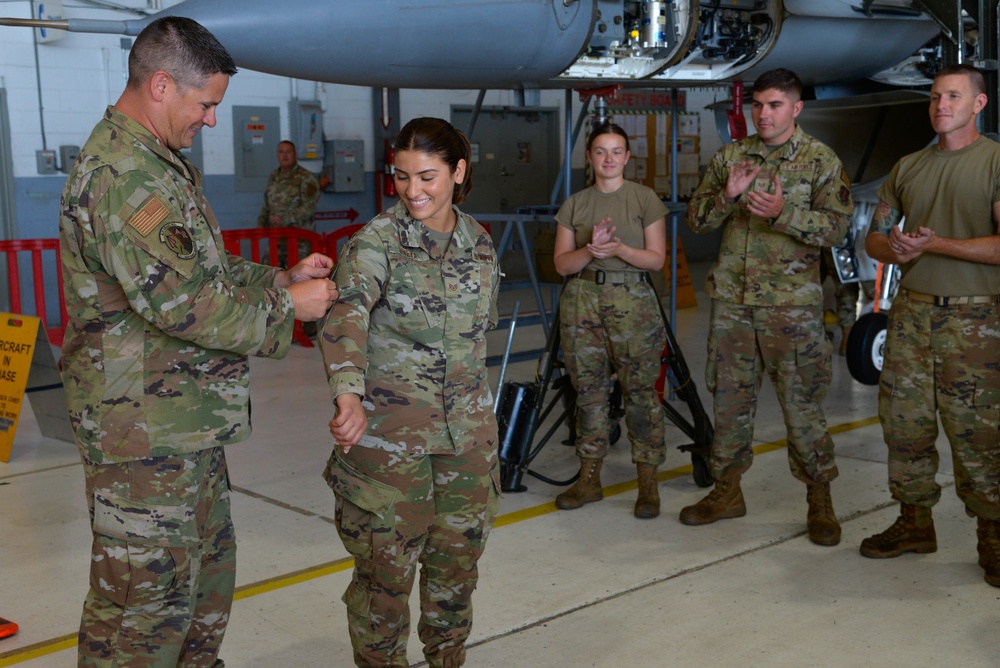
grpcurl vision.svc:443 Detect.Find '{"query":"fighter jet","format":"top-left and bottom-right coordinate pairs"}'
top-left (1, 0), bottom-right (943, 91)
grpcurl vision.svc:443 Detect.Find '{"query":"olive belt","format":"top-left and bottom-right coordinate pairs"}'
top-left (576, 269), bottom-right (650, 285)
top-left (902, 289), bottom-right (1000, 306)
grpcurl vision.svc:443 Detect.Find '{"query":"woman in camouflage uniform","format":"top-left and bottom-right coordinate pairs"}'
top-left (552, 122), bottom-right (669, 519)
top-left (320, 117), bottom-right (501, 667)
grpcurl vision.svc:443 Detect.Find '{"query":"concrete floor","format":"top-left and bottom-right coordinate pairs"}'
top-left (2, 264), bottom-right (998, 667)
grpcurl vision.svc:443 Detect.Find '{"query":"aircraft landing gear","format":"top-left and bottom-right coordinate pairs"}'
top-left (846, 311), bottom-right (888, 386)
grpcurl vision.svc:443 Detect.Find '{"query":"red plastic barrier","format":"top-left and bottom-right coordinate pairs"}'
top-left (324, 223), bottom-right (364, 262)
top-left (221, 227), bottom-right (326, 347)
top-left (0, 239), bottom-right (67, 346)
top-left (220, 226), bottom-right (324, 267)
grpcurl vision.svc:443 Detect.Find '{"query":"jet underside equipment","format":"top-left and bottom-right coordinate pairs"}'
top-left (1, 1), bottom-right (940, 89)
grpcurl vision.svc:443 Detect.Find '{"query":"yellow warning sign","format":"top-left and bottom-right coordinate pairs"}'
top-left (663, 235), bottom-right (698, 309)
top-left (0, 314), bottom-right (39, 462)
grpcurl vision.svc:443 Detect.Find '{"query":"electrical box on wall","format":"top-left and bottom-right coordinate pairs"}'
top-left (59, 145), bottom-right (79, 173)
top-left (289, 100), bottom-right (324, 161)
top-left (322, 139), bottom-right (364, 193)
top-left (232, 105), bottom-right (280, 192)
top-left (36, 149), bottom-right (56, 175)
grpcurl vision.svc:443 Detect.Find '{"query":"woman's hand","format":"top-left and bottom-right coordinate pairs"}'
top-left (329, 393), bottom-right (368, 453)
top-left (587, 217), bottom-right (621, 258)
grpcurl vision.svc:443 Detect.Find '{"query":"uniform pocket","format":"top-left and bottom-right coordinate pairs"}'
top-left (383, 252), bottom-right (436, 341)
top-left (972, 379), bottom-right (1000, 451)
top-left (341, 579), bottom-right (372, 619)
top-left (90, 491), bottom-right (197, 609)
top-left (324, 454), bottom-right (400, 562)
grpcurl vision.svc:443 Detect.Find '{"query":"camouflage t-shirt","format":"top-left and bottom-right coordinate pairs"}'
top-left (686, 124), bottom-right (853, 306)
top-left (60, 106), bottom-right (296, 464)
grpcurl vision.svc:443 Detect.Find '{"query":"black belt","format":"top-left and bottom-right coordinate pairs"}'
top-left (577, 269), bottom-right (650, 285)
top-left (903, 290), bottom-right (1000, 306)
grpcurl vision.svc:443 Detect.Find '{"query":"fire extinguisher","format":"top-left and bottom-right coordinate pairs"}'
top-left (383, 146), bottom-right (397, 198)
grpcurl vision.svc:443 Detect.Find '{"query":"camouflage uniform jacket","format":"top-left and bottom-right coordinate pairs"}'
top-left (60, 106), bottom-right (296, 465)
top-left (321, 201), bottom-right (500, 455)
top-left (687, 124), bottom-right (853, 306)
top-left (256, 163), bottom-right (320, 229)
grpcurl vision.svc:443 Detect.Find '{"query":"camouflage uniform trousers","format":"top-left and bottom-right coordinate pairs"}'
top-left (79, 446), bottom-right (235, 667)
top-left (325, 441), bottom-right (500, 667)
top-left (706, 300), bottom-right (838, 483)
top-left (559, 276), bottom-right (667, 465)
top-left (878, 297), bottom-right (1000, 520)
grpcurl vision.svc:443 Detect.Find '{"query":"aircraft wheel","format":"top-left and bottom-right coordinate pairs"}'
top-left (846, 312), bottom-right (888, 386)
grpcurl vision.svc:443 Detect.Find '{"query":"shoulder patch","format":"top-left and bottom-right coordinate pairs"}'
top-left (838, 168), bottom-right (852, 205)
top-left (128, 196), bottom-right (170, 236)
top-left (158, 221), bottom-right (196, 260)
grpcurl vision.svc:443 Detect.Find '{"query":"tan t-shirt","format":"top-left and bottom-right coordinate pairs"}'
top-left (555, 180), bottom-right (668, 272)
top-left (879, 136), bottom-right (1000, 296)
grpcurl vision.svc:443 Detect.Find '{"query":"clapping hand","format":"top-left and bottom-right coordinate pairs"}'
top-left (587, 217), bottom-right (621, 259)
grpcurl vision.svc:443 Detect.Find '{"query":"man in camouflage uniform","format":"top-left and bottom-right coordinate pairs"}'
top-left (320, 117), bottom-right (500, 667)
top-left (860, 64), bottom-right (1000, 587)
top-left (257, 140), bottom-right (321, 267)
top-left (682, 68), bottom-right (853, 546)
top-left (59, 17), bottom-right (338, 666)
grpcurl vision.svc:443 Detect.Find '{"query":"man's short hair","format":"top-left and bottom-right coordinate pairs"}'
top-left (752, 68), bottom-right (803, 100)
top-left (935, 63), bottom-right (986, 97)
top-left (278, 140), bottom-right (297, 151)
top-left (127, 16), bottom-right (237, 92)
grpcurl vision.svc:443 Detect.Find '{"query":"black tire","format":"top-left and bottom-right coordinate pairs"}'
top-left (692, 453), bottom-right (714, 488)
top-left (846, 312), bottom-right (888, 385)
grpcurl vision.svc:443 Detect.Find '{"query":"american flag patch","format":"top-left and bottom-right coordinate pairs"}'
top-left (128, 197), bottom-right (170, 236)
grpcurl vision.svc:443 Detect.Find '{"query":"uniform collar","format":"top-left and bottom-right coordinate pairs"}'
top-left (747, 124), bottom-right (805, 161)
top-left (103, 105), bottom-right (198, 183)
top-left (392, 199), bottom-right (472, 253)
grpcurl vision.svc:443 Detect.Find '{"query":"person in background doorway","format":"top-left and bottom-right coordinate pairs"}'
top-left (60, 17), bottom-right (338, 667)
top-left (258, 140), bottom-right (322, 334)
top-left (551, 122), bottom-right (669, 519)
top-left (682, 68), bottom-right (853, 546)
top-left (257, 140), bottom-right (322, 265)
top-left (859, 63), bottom-right (1000, 587)
top-left (320, 117), bottom-right (500, 667)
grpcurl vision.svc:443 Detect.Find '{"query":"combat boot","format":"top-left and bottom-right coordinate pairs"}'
top-left (555, 458), bottom-right (603, 510)
top-left (976, 517), bottom-right (1000, 587)
top-left (634, 463), bottom-right (660, 519)
top-left (806, 481), bottom-right (841, 546)
top-left (679, 475), bottom-right (746, 525)
top-left (859, 503), bottom-right (936, 558)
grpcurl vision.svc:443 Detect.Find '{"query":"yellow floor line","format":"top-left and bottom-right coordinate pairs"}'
top-left (0, 415), bottom-right (882, 665)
